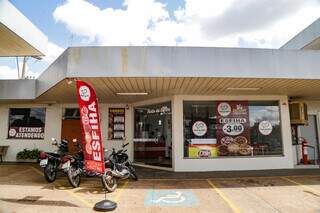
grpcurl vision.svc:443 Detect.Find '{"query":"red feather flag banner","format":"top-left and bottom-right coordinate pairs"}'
top-left (76, 80), bottom-right (105, 174)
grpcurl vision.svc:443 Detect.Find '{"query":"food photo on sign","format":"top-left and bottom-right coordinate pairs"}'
top-left (216, 101), bottom-right (253, 157)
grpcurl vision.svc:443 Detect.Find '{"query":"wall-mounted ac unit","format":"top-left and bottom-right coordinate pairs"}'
top-left (289, 102), bottom-right (308, 125)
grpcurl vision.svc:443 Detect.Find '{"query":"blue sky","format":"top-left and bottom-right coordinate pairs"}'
top-left (1, 0), bottom-right (320, 79)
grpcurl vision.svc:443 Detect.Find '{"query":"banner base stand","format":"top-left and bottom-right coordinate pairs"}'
top-left (93, 200), bottom-right (117, 212)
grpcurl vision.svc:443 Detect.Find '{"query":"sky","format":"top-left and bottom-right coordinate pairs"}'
top-left (1, 0), bottom-right (320, 79)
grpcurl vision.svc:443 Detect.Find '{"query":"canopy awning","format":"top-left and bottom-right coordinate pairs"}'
top-left (0, 0), bottom-right (47, 58)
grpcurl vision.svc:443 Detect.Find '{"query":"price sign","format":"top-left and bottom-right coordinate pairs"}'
top-left (222, 123), bottom-right (244, 136)
top-left (216, 101), bottom-right (251, 156)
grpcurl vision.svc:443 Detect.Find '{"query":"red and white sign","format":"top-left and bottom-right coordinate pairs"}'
top-left (76, 80), bottom-right (105, 174)
top-left (8, 127), bottom-right (44, 139)
top-left (216, 101), bottom-right (251, 156)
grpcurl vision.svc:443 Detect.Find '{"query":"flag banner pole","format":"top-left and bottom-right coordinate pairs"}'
top-left (76, 80), bottom-right (117, 211)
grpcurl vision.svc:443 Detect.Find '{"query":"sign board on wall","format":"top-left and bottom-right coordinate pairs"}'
top-left (8, 127), bottom-right (45, 139)
top-left (216, 101), bottom-right (252, 156)
top-left (108, 108), bottom-right (125, 140)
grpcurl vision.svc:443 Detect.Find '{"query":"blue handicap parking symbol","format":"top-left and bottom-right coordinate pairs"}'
top-left (144, 189), bottom-right (199, 207)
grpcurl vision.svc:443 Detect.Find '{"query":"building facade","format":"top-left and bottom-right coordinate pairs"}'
top-left (1, 7), bottom-right (320, 172)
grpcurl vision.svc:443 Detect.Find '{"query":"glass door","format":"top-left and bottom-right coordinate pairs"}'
top-left (134, 102), bottom-right (172, 167)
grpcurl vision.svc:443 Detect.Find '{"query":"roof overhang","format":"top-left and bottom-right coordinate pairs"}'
top-left (281, 18), bottom-right (320, 50)
top-left (0, 0), bottom-right (47, 58)
top-left (3, 46), bottom-right (320, 103)
top-left (34, 77), bottom-right (320, 103)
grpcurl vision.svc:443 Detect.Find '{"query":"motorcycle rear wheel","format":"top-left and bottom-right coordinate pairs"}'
top-left (44, 162), bottom-right (57, 183)
top-left (67, 164), bottom-right (81, 188)
top-left (101, 172), bottom-right (117, 192)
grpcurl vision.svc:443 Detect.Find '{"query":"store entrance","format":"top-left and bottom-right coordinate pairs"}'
top-left (134, 102), bottom-right (172, 168)
top-left (61, 108), bottom-right (81, 154)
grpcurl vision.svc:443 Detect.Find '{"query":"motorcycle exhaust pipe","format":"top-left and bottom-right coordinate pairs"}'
top-left (111, 170), bottom-right (122, 178)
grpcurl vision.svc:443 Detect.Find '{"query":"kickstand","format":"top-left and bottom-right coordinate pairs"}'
top-left (104, 188), bottom-right (107, 200)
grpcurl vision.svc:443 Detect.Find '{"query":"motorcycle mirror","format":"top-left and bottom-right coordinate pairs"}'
top-left (72, 138), bottom-right (77, 143)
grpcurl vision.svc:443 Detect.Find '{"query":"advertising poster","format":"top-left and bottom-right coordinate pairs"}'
top-left (108, 108), bottom-right (125, 140)
top-left (188, 144), bottom-right (218, 158)
top-left (216, 101), bottom-right (252, 156)
top-left (188, 120), bottom-right (218, 158)
top-left (76, 80), bottom-right (105, 174)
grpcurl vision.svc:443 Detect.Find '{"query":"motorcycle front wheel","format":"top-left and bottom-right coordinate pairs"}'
top-left (67, 164), bottom-right (81, 188)
top-left (44, 162), bottom-right (57, 183)
top-left (101, 172), bottom-right (117, 192)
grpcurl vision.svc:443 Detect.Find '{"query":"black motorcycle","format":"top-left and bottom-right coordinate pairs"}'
top-left (62, 139), bottom-right (97, 188)
top-left (38, 138), bottom-right (69, 183)
top-left (101, 143), bottom-right (138, 192)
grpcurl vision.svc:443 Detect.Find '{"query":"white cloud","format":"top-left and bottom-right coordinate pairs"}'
top-left (0, 66), bottom-right (19, 79)
top-left (42, 41), bottom-right (65, 64)
top-left (53, 0), bottom-right (320, 48)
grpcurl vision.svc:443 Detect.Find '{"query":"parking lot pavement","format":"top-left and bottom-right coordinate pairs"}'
top-left (0, 164), bottom-right (320, 213)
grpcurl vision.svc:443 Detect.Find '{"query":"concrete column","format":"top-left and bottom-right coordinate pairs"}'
top-left (172, 95), bottom-right (183, 171)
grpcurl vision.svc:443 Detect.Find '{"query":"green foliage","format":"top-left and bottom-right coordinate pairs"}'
top-left (16, 148), bottom-right (41, 160)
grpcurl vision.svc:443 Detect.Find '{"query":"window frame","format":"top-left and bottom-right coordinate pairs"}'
top-left (183, 100), bottom-right (284, 159)
top-left (7, 107), bottom-right (46, 140)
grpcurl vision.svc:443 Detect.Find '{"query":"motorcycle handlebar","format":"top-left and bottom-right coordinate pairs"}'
top-left (122, 143), bottom-right (129, 148)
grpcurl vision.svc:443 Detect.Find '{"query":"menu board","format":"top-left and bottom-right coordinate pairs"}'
top-left (216, 101), bottom-right (252, 156)
top-left (108, 108), bottom-right (125, 140)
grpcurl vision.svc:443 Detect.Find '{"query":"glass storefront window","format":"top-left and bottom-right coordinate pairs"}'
top-left (183, 101), bottom-right (282, 158)
top-left (183, 101), bottom-right (216, 157)
top-left (249, 101), bottom-right (282, 156)
top-left (134, 102), bottom-right (172, 167)
top-left (8, 108), bottom-right (46, 139)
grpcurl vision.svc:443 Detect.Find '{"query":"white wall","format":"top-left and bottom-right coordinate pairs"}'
top-left (0, 95), bottom-right (296, 172)
top-left (172, 95), bottom-right (294, 172)
top-left (0, 103), bottom-right (133, 162)
top-left (0, 104), bottom-right (62, 162)
top-left (293, 100), bottom-right (320, 164)
top-left (60, 103), bottom-right (134, 161)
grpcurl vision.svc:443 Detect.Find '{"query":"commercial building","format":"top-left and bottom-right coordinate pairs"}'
top-left (1, 2), bottom-right (320, 171)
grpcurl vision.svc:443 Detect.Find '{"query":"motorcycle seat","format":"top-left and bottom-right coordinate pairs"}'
top-left (46, 152), bottom-right (61, 158)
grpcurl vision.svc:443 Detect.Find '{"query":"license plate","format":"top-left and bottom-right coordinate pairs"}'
top-left (39, 159), bottom-right (48, 167)
top-left (62, 161), bottom-right (70, 170)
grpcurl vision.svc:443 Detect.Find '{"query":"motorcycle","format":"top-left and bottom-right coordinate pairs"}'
top-left (62, 139), bottom-right (96, 188)
top-left (101, 143), bottom-right (138, 192)
top-left (38, 138), bottom-right (69, 183)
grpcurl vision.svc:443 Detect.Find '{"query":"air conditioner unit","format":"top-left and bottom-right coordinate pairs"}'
top-left (289, 102), bottom-right (308, 125)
